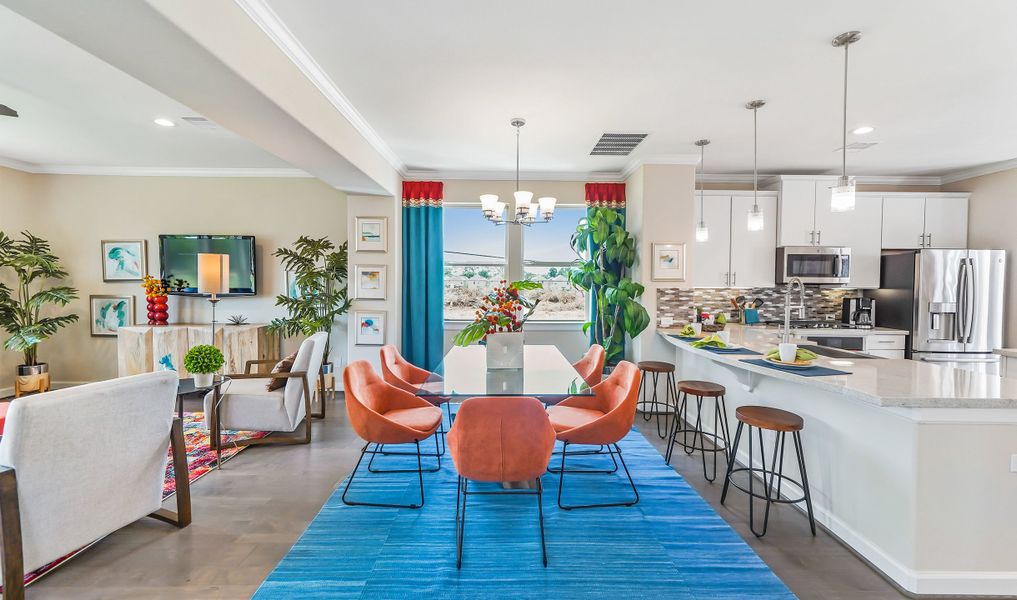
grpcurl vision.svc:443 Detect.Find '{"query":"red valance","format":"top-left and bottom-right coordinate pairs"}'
top-left (402, 181), bottom-right (443, 207)
top-left (585, 182), bottom-right (625, 208)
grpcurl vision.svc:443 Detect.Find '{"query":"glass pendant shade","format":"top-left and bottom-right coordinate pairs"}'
top-left (480, 194), bottom-right (499, 213)
top-left (695, 222), bottom-right (709, 242)
top-left (747, 205), bottom-right (765, 232)
top-left (513, 190), bottom-right (534, 213)
top-left (830, 177), bottom-right (856, 212)
top-left (538, 196), bottom-right (557, 219)
top-left (493, 201), bottom-right (506, 219)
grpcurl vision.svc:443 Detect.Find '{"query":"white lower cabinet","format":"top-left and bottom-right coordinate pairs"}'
top-left (864, 334), bottom-right (906, 359)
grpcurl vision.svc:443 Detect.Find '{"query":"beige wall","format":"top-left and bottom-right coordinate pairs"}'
top-left (944, 168), bottom-right (1017, 345)
top-left (627, 164), bottom-right (697, 365)
top-left (0, 168), bottom-right (347, 392)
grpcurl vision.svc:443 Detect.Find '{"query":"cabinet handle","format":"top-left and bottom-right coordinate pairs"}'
top-left (809, 230), bottom-right (815, 245)
top-left (927, 233), bottom-right (932, 247)
top-left (919, 233), bottom-right (925, 247)
top-left (724, 272), bottom-right (729, 286)
top-left (732, 272), bottom-right (737, 286)
top-left (817, 230), bottom-right (822, 245)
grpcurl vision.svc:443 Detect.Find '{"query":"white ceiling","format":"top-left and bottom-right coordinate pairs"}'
top-left (0, 4), bottom-right (291, 172)
top-left (263, 0), bottom-right (1017, 178)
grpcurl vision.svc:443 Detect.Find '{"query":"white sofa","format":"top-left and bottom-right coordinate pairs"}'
top-left (203, 332), bottom-right (327, 462)
top-left (0, 371), bottom-right (189, 599)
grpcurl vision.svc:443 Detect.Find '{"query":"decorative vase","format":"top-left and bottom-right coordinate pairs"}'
top-left (486, 332), bottom-right (524, 370)
top-left (147, 295), bottom-right (169, 325)
top-left (193, 372), bottom-right (214, 388)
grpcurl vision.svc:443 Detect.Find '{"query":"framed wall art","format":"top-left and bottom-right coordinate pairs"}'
top-left (651, 242), bottom-right (686, 281)
top-left (101, 240), bottom-right (147, 281)
top-left (90, 295), bottom-right (135, 337)
top-left (353, 264), bottom-right (387, 300)
top-left (355, 216), bottom-right (388, 252)
top-left (353, 310), bottom-right (386, 345)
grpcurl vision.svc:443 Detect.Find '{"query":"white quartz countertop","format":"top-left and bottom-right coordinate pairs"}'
top-left (777, 325), bottom-right (909, 337)
top-left (659, 324), bottom-right (1017, 409)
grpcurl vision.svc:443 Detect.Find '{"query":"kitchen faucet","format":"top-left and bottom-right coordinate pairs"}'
top-left (782, 277), bottom-right (806, 343)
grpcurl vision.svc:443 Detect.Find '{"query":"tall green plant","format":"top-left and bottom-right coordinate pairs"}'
top-left (0, 231), bottom-right (79, 366)
top-left (568, 208), bottom-right (650, 364)
top-left (268, 236), bottom-right (351, 360)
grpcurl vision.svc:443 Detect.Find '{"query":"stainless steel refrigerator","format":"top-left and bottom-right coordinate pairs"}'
top-left (867, 249), bottom-right (1007, 375)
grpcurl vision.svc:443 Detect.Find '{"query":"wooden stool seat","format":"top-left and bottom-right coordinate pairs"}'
top-left (676, 380), bottom-right (726, 397)
top-left (636, 361), bottom-right (675, 373)
top-left (735, 405), bottom-right (804, 432)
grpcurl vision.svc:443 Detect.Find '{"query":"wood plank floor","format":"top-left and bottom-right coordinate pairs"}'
top-left (26, 396), bottom-right (956, 599)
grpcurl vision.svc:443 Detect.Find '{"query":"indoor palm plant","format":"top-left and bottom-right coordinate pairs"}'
top-left (268, 236), bottom-right (351, 364)
top-left (0, 231), bottom-right (79, 392)
top-left (568, 208), bottom-right (650, 365)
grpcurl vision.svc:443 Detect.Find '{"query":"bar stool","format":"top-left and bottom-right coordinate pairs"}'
top-left (664, 380), bottom-right (730, 482)
top-left (636, 361), bottom-right (678, 439)
top-left (720, 405), bottom-right (816, 537)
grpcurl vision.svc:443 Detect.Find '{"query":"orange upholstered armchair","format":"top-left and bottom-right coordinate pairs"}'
top-left (341, 360), bottom-right (443, 509)
top-left (572, 344), bottom-right (606, 388)
top-left (448, 397), bottom-right (556, 568)
top-left (546, 360), bottom-right (641, 509)
top-left (380, 345), bottom-right (453, 453)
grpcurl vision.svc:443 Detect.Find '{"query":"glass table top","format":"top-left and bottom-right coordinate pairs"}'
top-left (418, 345), bottom-right (592, 398)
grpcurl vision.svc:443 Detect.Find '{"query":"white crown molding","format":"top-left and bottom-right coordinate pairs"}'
top-left (701, 173), bottom-right (944, 186)
top-left (403, 169), bottom-right (623, 182)
top-left (621, 154), bottom-right (701, 179)
top-left (0, 159), bottom-right (312, 178)
top-left (939, 157), bottom-right (1017, 185)
top-left (0, 156), bottom-right (43, 173)
top-left (234, 0), bottom-right (405, 175)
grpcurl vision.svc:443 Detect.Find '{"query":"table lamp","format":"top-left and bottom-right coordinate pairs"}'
top-left (197, 253), bottom-right (230, 344)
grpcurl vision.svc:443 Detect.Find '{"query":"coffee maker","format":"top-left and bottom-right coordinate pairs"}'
top-left (842, 297), bottom-right (875, 328)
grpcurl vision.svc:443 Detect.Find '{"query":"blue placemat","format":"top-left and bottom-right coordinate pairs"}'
top-left (699, 345), bottom-right (762, 355)
top-left (742, 358), bottom-right (852, 377)
top-left (668, 335), bottom-right (700, 342)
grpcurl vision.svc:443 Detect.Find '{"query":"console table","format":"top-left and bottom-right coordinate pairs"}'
top-left (117, 324), bottom-right (280, 379)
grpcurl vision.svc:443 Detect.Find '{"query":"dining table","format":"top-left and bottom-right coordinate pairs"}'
top-left (416, 344), bottom-right (593, 402)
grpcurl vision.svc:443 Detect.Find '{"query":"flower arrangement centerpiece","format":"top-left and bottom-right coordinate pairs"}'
top-left (184, 344), bottom-right (224, 387)
top-left (453, 280), bottom-right (541, 369)
top-left (142, 275), bottom-right (170, 325)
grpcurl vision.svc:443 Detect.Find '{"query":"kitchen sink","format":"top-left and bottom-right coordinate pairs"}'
top-left (797, 344), bottom-right (879, 360)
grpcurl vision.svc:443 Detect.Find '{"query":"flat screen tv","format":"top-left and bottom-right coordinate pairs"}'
top-left (159, 235), bottom-right (257, 296)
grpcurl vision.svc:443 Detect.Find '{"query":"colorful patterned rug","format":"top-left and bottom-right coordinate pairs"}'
top-left (21, 412), bottom-right (268, 588)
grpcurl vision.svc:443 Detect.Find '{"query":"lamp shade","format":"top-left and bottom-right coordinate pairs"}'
top-left (197, 253), bottom-right (230, 295)
top-left (695, 222), bottom-right (710, 242)
top-left (480, 194), bottom-right (499, 212)
top-left (830, 179), bottom-right (857, 212)
top-left (513, 190), bottom-right (533, 214)
top-left (538, 196), bottom-right (557, 217)
top-left (747, 205), bottom-right (765, 232)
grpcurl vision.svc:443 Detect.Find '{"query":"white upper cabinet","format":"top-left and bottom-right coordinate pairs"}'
top-left (692, 195), bottom-right (732, 287)
top-left (730, 195), bottom-right (777, 288)
top-left (923, 196), bottom-right (969, 249)
top-left (881, 196), bottom-right (927, 249)
top-left (816, 194), bottom-right (883, 288)
top-left (880, 195), bottom-right (969, 249)
top-left (777, 179), bottom-right (817, 247)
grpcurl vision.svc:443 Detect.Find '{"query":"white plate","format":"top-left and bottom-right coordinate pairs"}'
top-left (765, 357), bottom-right (814, 369)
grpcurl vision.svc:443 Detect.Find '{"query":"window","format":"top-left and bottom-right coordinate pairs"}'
top-left (443, 206), bottom-right (506, 320)
top-left (442, 203), bottom-right (588, 322)
top-left (523, 206), bottom-right (586, 320)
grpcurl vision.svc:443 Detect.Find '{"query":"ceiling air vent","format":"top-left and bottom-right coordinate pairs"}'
top-left (180, 116), bottom-right (219, 130)
top-left (834, 141), bottom-right (879, 152)
top-left (590, 133), bottom-right (648, 156)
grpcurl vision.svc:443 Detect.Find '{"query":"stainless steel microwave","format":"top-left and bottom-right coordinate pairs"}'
top-left (776, 246), bottom-right (851, 285)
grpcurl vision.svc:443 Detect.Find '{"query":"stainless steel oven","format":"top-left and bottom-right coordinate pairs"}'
top-left (776, 246), bottom-right (851, 285)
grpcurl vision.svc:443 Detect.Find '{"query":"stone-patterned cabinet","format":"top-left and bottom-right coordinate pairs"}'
top-left (118, 324), bottom-right (280, 378)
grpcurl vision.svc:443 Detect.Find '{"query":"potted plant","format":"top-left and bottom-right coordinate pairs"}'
top-left (268, 236), bottom-right (351, 370)
top-left (452, 280), bottom-right (542, 369)
top-left (184, 344), bottom-right (224, 387)
top-left (0, 231), bottom-right (79, 394)
top-left (568, 208), bottom-right (651, 365)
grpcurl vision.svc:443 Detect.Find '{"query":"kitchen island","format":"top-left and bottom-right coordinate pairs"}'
top-left (660, 324), bottom-right (1017, 596)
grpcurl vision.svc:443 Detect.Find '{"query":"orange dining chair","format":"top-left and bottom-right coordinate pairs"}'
top-left (380, 344), bottom-right (453, 455)
top-left (341, 360), bottom-right (444, 509)
top-left (448, 396), bottom-right (556, 568)
top-left (572, 344), bottom-right (606, 388)
top-left (546, 361), bottom-right (641, 509)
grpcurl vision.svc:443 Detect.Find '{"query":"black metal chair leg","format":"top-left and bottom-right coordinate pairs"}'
top-left (456, 477), bottom-right (467, 568)
top-left (536, 478), bottom-right (548, 567)
top-left (547, 444), bottom-right (618, 474)
top-left (341, 440), bottom-right (427, 509)
top-left (638, 373), bottom-right (650, 421)
top-left (558, 441), bottom-right (638, 510)
top-left (720, 421), bottom-right (743, 504)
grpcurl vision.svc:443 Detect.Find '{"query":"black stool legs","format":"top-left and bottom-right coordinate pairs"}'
top-left (720, 421), bottom-right (816, 537)
top-left (637, 369), bottom-right (678, 439)
top-left (664, 392), bottom-right (731, 482)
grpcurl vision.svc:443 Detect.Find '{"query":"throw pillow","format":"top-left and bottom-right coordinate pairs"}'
top-left (266, 351), bottom-right (298, 391)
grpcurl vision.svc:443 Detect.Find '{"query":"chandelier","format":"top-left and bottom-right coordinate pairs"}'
top-left (480, 118), bottom-right (556, 226)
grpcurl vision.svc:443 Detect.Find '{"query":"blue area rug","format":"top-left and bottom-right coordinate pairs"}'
top-left (254, 427), bottom-right (796, 599)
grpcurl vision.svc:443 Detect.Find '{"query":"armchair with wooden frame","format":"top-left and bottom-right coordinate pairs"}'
top-left (0, 371), bottom-right (190, 600)
top-left (204, 332), bottom-right (327, 467)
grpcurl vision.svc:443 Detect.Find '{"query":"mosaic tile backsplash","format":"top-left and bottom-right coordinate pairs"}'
top-left (656, 287), bottom-right (857, 324)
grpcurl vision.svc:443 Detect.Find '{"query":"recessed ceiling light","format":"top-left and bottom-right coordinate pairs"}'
top-left (153, 118), bottom-right (175, 127)
top-left (852, 125), bottom-right (874, 135)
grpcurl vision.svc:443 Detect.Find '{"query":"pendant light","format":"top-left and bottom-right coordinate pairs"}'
top-left (746, 100), bottom-right (766, 232)
top-left (481, 118), bottom-right (556, 226)
top-left (830, 30), bottom-right (861, 212)
top-left (694, 139), bottom-right (710, 242)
